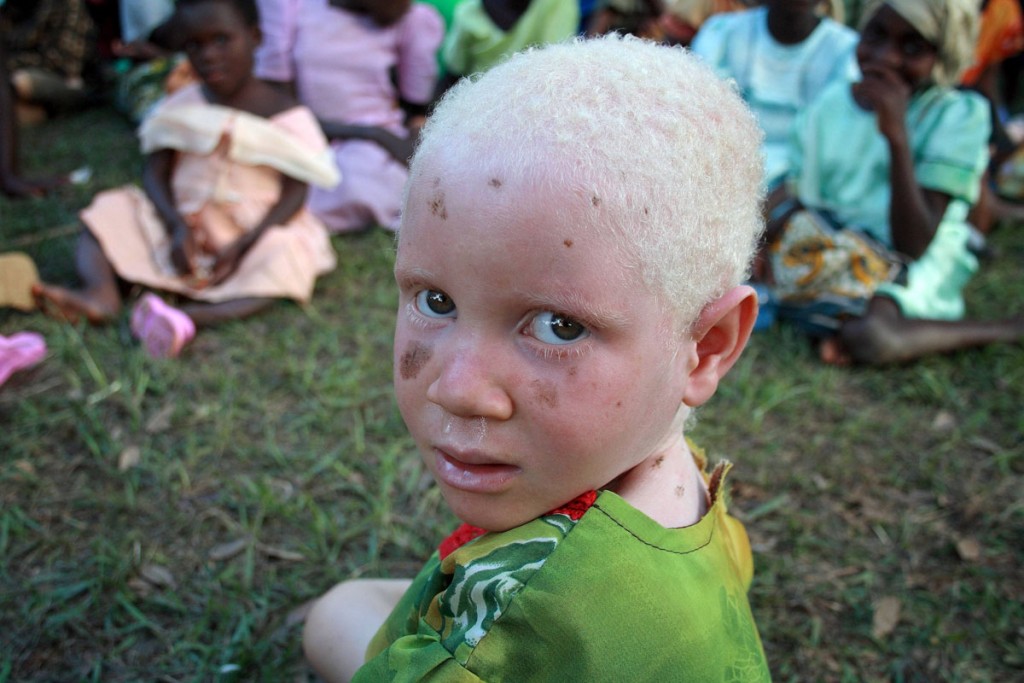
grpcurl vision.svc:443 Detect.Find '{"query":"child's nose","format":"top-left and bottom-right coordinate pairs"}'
top-left (866, 39), bottom-right (902, 67)
top-left (426, 340), bottom-right (513, 421)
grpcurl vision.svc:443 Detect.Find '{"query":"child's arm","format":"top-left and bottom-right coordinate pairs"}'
top-left (142, 149), bottom-right (195, 275)
top-left (317, 119), bottom-right (415, 166)
top-left (209, 175), bottom-right (309, 285)
top-left (853, 69), bottom-right (951, 260)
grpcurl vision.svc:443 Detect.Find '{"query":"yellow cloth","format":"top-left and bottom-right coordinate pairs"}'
top-left (859, 0), bottom-right (979, 87)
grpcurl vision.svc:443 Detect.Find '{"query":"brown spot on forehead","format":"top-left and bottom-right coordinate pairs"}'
top-left (489, 178), bottom-right (502, 188)
top-left (428, 191), bottom-right (447, 220)
top-left (399, 342), bottom-right (432, 380)
top-left (591, 195), bottom-right (601, 207)
top-left (563, 239), bottom-right (573, 248)
top-left (530, 379), bottom-right (558, 408)
top-left (675, 485), bottom-right (685, 498)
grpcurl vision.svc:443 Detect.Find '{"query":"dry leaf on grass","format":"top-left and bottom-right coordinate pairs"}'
top-left (871, 596), bottom-right (902, 640)
top-left (955, 536), bottom-right (982, 562)
top-left (139, 563), bottom-right (176, 589)
top-left (117, 445), bottom-right (141, 471)
top-left (931, 410), bottom-right (956, 432)
top-left (13, 460), bottom-right (36, 477)
top-left (208, 538), bottom-right (249, 561)
top-left (145, 404), bottom-right (175, 434)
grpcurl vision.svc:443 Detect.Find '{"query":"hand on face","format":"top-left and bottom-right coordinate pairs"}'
top-left (852, 65), bottom-right (911, 142)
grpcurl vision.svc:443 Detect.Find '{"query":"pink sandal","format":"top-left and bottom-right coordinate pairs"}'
top-left (0, 332), bottom-right (47, 387)
top-left (130, 293), bottom-right (195, 359)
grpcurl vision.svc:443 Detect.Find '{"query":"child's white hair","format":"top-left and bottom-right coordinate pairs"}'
top-left (407, 34), bottom-right (764, 332)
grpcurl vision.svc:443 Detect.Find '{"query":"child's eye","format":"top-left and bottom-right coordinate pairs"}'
top-left (528, 311), bottom-right (589, 345)
top-left (415, 289), bottom-right (456, 318)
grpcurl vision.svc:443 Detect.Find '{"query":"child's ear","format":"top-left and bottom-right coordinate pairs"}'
top-left (682, 285), bottom-right (758, 408)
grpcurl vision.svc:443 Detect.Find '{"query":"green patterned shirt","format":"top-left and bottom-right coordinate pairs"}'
top-left (355, 457), bottom-right (771, 681)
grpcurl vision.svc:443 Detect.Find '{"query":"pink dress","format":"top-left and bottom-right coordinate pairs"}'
top-left (82, 84), bottom-right (339, 304)
top-left (255, 0), bottom-right (444, 232)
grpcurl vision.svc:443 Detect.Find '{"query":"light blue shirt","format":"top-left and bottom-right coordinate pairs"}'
top-left (691, 7), bottom-right (859, 184)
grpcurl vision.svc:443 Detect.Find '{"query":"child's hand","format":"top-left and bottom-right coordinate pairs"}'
top-left (852, 68), bottom-right (910, 145)
top-left (209, 235), bottom-right (252, 286)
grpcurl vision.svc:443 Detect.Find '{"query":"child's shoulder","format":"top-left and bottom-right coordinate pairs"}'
top-left (369, 488), bottom-right (769, 680)
top-left (914, 85), bottom-right (989, 133)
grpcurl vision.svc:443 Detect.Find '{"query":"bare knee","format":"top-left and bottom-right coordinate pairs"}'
top-left (303, 578), bottom-right (410, 683)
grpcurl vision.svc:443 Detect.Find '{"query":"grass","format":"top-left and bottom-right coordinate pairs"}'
top-left (2, 106), bottom-right (1023, 682)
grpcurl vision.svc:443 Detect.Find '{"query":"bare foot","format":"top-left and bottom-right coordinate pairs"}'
top-left (32, 283), bottom-right (118, 324)
top-left (819, 336), bottom-right (854, 366)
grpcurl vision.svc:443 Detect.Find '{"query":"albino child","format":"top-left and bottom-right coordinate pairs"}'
top-left (32, 0), bottom-right (338, 358)
top-left (303, 36), bottom-right (772, 682)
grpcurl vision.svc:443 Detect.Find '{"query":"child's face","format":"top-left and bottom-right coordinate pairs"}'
top-left (394, 165), bottom-right (696, 532)
top-left (764, 0), bottom-right (819, 19)
top-left (856, 5), bottom-right (937, 91)
top-left (179, 2), bottom-right (259, 100)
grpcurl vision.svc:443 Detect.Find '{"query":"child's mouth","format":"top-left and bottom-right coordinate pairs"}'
top-left (433, 448), bottom-right (520, 493)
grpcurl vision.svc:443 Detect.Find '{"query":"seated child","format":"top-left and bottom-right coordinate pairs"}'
top-left (32, 0), bottom-right (339, 358)
top-left (254, 0), bottom-right (444, 233)
top-left (691, 0), bottom-right (859, 185)
top-left (763, 0), bottom-right (1024, 364)
top-left (302, 35), bottom-right (771, 681)
top-left (434, 0), bottom-right (579, 97)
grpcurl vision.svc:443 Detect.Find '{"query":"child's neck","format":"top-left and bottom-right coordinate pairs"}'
top-left (766, 8), bottom-right (821, 45)
top-left (482, 0), bottom-right (532, 31)
top-left (607, 435), bottom-right (708, 529)
top-left (202, 77), bottom-right (284, 118)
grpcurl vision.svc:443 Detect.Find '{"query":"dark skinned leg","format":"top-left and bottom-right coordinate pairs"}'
top-left (32, 230), bottom-right (123, 324)
top-left (180, 297), bottom-right (276, 328)
top-left (838, 296), bottom-right (1024, 365)
top-left (0, 42), bottom-right (65, 198)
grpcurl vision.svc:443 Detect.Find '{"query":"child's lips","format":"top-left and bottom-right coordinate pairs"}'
top-left (432, 447), bottom-right (521, 493)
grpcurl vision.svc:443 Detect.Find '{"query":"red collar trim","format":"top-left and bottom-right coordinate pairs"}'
top-left (438, 490), bottom-right (598, 560)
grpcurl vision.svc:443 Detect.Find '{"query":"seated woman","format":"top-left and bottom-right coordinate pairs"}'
top-left (762, 0), bottom-right (1024, 365)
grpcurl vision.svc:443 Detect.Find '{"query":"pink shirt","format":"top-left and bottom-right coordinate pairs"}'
top-left (255, 0), bottom-right (444, 132)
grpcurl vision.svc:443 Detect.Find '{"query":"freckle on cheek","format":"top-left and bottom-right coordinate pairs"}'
top-left (399, 342), bottom-right (432, 380)
top-left (531, 379), bottom-right (558, 408)
top-left (428, 191), bottom-right (448, 220)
